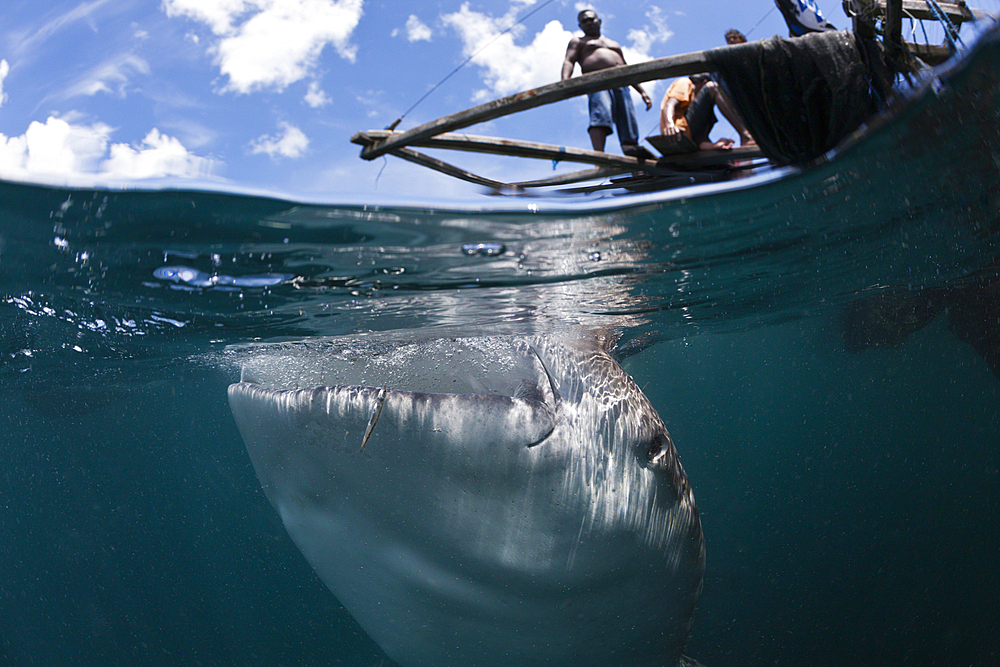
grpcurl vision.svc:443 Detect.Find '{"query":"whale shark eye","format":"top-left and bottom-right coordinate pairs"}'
top-left (645, 435), bottom-right (664, 462)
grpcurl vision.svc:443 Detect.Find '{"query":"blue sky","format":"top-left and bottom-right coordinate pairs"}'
top-left (0, 1), bottom-right (944, 201)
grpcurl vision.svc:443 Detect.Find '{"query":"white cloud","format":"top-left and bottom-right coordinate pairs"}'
top-left (441, 6), bottom-right (574, 100)
top-left (624, 7), bottom-right (673, 63)
top-left (442, 5), bottom-right (672, 104)
top-left (405, 14), bottom-right (432, 42)
top-left (103, 129), bottom-right (215, 179)
top-left (250, 121), bottom-right (308, 158)
top-left (304, 80), bottom-right (330, 107)
top-left (0, 116), bottom-right (215, 184)
top-left (0, 59), bottom-right (9, 107)
top-left (7, 0), bottom-right (116, 62)
top-left (160, 0), bottom-right (251, 36)
top-left (163, 0), bottom-right (364, 94)
top-left (61, 54), bottom-right (151, 99)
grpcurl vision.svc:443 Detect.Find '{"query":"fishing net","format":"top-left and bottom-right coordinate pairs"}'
top-left (707, 30), bottom-right (892, 165)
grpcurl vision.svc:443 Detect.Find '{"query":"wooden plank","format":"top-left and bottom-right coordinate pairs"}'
top-left (354, 44), bottom-right (761, 161)
top-left (355, 130), bottom-right (653, 170)
top-left (557, 174), bottom-right (683, 195)
top-left (899, 0), bottom-right (972, 22)
top-left (654, 145), bottom-right (766, 168)
top-left (903, 40), bottom-right (952, 63)
top-left (850, 0), bottom-right (974, 23)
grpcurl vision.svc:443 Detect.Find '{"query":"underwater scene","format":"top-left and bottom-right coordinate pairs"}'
top-left (2, 24), bottom-right (1000, 667)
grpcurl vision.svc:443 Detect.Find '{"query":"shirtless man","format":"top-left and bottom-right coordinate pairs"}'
top-left (561, 9), bottom-right (652, 157)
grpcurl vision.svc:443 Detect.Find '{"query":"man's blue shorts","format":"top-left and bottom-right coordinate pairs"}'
top-left (588, 87), bottom-right (640, 146)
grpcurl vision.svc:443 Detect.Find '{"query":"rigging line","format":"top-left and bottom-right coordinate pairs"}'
top-left (374, 155), bottom-right (388, 189)
top-left (385, 0), bottom-right (559, 130)
top-left (923, 0), bottom-right (963, 50)
top-left (744, 5), bottom-right (776, 38)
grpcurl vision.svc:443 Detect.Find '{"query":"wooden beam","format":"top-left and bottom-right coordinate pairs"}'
top-left (847, 0), bottom-right (974, 23)
top-left (355, 129), bottom-right (770, 186)
top-left (387, 147), bottom-right (507, 189)
top-left (388, 148), bottom-right (637, 191)
top-left (885, 0), bottom-right (905, 64)
top-left (655, 145), bottom-right (766, 168)
top-left (354, 44), bottom-right (764, 161)
top-left (903, 40), bottom-right (953, 64)
top-left (898, 0), bottom-right (973, 22)
top-left (354, 130), bottom-right (654, 170)
top-left (511, 166), bottom-right (634, 188)
top-left (846, 0), bottom-right (879, 39)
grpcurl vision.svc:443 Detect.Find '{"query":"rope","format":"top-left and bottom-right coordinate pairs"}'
top-left (923, 0), bottom-right (963, 52)
top-left (744, 6), bottom-right (777, 38)
top-left (385, 0), bottom-right (559, 130)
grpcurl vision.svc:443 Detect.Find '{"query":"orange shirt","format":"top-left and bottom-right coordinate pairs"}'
top-left (660, 78), bottom-right (696, 136)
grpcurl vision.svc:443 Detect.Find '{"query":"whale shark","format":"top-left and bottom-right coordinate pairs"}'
top-left (228, 334), bottom-right (705, 667)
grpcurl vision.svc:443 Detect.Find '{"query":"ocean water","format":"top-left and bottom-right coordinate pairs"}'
top-left (2, 28), bottom-right (1000, 667)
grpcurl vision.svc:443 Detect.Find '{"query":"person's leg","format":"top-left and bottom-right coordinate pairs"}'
top-left (704, 81), bottom-right (755, 145)
top-left (610, 87), bottom-right (640, 145)
top-left (588, 126), bottom-right (611, 151)
top-left (610, 87), bottom-right (654, 159)
top-left (685, 84), bottom-right (720, 147)
top-left (587, 91), bottom-right (614, 152)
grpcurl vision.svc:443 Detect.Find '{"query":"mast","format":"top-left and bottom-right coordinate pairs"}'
top-left (884, 0), bottom-right (905, 68)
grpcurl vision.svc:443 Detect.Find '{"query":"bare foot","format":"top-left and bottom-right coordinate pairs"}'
top-left (700, 138), bottom-right (734, 150)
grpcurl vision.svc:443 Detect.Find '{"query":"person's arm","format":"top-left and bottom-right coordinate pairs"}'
top-left (632, 83), bottom-right (652, 111)
top-left (561, 39), bottom-right (580, 80)
top-left (612, 42), bottom-right (651, 110)
top-left (660, 95), bottom-right (681, 137)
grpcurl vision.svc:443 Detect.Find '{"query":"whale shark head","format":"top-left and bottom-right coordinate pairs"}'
top-left (228, 334), bottom-right (704, 667)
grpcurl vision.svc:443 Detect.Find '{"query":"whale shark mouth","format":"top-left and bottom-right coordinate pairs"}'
top-left (227, 335), bottom-right (704, 667)
top-left (231, 336), bottom-right (561, 456)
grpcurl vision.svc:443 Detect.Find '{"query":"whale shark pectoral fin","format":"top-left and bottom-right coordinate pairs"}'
top-left (525, 345), bottom-right (561, 416)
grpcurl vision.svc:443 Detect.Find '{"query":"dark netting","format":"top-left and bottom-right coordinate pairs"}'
top-left (706, 30), bottom-right (892, 165)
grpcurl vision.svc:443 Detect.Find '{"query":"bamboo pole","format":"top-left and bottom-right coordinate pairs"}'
top-left (510, 166), bottom-right (634, 188)
top-left (386, 147), bottom-right (507, 189)
top-left (353, 130), bottom-right (765, 188)
top-left (353, 130), bottom-right (654, 170)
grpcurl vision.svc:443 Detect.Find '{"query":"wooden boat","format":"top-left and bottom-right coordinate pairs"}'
top-left (351, 1), bottom-right (985, 195)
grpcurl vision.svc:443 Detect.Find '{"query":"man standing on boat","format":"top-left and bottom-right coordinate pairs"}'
top-left (561, 9), bottom-right (653, 159)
